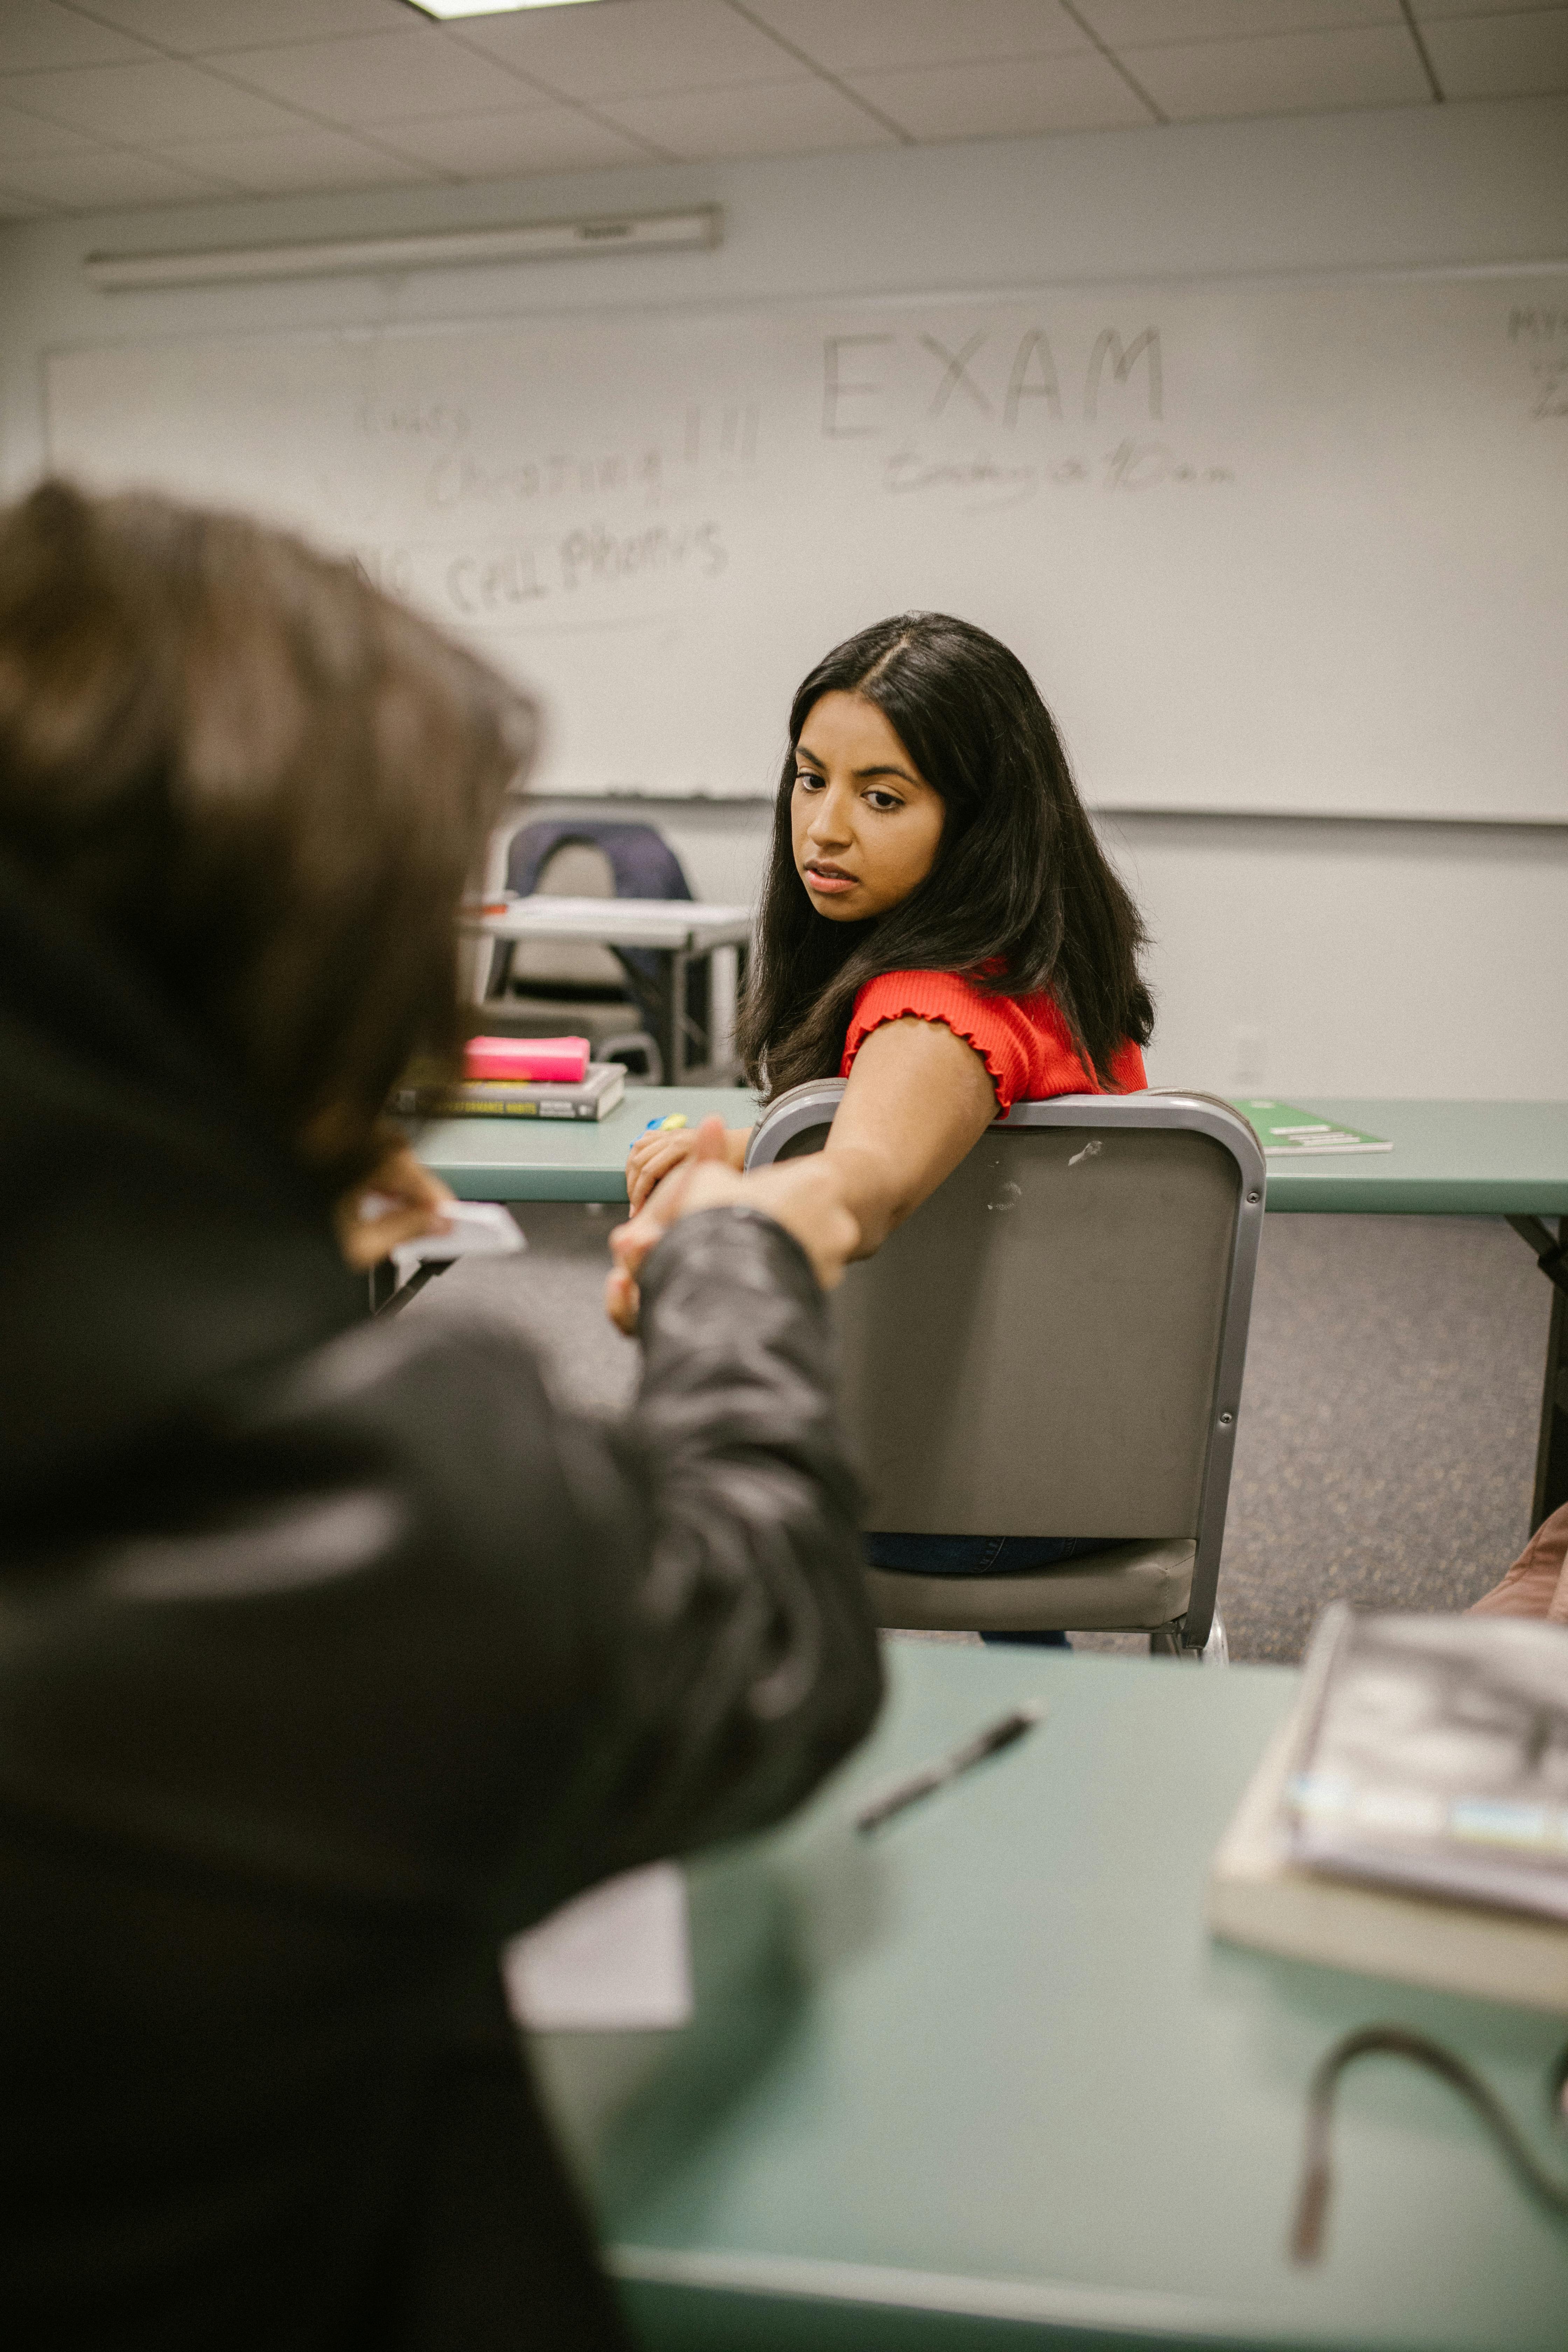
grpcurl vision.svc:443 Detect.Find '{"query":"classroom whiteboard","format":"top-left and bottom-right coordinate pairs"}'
top-left (44, 271), bottom-right (1568, 817)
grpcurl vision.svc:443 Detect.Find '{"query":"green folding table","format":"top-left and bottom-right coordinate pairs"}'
top-left (1228, 1099), bottom-right (1568, 1530)
top-left (417, 1092), bottom-right (1568, 1527)
top-left (531, 1640), bottom-right (1568, 2351)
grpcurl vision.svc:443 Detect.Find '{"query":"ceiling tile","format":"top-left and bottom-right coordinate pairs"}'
top-left (0, 57), bottom-right (315, 141)
top-left (738, 0), bottom-right (1092, 73)
top-left (0, 184), bottom-right (58, 217)
top-left (594, 73), bottom-right (897, 159)
top-left (375, 104), bottom-right (659, 176)
top-left (0, 146), bottom-right (233, 206)
top-left (77, 0), bottom-right (412, 48)
top-left (845, 49), bottom-right (1151, 136)
top-left (1076, 0), bottom-right (1401, 38)
top-left (220, 27), bottom-right (530, 122)
top-left (0, 2), bottom-right (156, 72)
top-left (1419, 8), bottom-right (1568, 92)
top-left (0, 103), bottom-right (99, 158)
top-left (153, 126), bottom-right (438, 194)
top-left (1124, 23), bottom-right (1432, 116)
top-left (451, 0), bottom-right (797, 101)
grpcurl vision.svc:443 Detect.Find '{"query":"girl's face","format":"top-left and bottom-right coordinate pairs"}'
top-left (790, 691), bottom-right (945, 924)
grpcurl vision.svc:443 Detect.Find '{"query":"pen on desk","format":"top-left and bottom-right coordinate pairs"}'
top-left (639, 1113), bottom-right (689, 1135)
top-left (854, 1704), bottom-right (1044, 1834)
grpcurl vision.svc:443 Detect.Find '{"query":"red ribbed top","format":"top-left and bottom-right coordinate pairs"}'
top-left (841, 969), bottom-right (1147, 1115)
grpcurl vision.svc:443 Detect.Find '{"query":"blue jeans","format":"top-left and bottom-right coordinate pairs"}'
top-left (864, 1534), bottom-right (1109, 1648)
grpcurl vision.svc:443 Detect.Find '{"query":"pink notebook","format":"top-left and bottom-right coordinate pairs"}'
top-left (464, 1035), bottom-right (590, 1085)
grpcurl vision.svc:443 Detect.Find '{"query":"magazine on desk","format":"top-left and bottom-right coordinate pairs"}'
top-left (1287, 1608), bottom-right (1568, 1921)
top-left (1208, 1607), bottom-right (1568, 2009)
top-left (1233, 1099), bottom-right (1392, 1155)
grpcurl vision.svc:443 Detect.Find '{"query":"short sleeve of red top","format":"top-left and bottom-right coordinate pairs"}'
top-left (841, 969), bottom-right (1147, 1115)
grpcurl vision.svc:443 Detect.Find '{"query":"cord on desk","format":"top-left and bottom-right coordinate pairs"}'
top-left (1292, 2024), bottom-right (1568, 2264)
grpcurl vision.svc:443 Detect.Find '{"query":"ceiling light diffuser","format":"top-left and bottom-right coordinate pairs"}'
top-left (406, 1), bottom-right (612, 18)
top-left (85, 209), bottom-right (721, 292)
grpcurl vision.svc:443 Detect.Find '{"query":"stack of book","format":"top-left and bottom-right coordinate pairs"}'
top-left (390, 1034), bottom-right (628, 1122)
top-left (392, 1061), bottom-right (626, 1122)
top-left (1208, 1605), bottom-right (1568, 2010)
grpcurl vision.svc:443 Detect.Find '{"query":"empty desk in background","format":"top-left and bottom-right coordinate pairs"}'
top-left (531, 1642), bottom-right (1568, 2352)
top-left (1259, 1101), bottom-right (1568, 1528)
top-left (462, 899), bottom-right (753, 1083)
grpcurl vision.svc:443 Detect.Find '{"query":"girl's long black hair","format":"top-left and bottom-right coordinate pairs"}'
top-left (738, 612), bottom-right (1153, 1100)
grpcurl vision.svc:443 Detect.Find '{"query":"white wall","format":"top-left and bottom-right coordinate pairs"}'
top-left (1103, 812), bottom-right (1566, 1099)
top-left (1, 96), bottom-right (1563, 1099)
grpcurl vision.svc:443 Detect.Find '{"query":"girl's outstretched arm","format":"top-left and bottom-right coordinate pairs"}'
top-left (608, 1116), bottom-right (859, 1335)
top-left (818, 1014), bottom-right (997, 1259)
top-left (616, 1013), bottom-right (995, 1305)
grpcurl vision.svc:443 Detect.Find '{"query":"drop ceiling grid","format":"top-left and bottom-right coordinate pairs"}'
top-left (0, 0), bottom-right (1556, 216)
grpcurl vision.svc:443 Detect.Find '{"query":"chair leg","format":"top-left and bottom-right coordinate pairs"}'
top-left (1149, 1610), bottom-right (1230, 1663)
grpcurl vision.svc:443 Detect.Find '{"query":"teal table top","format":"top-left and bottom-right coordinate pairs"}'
top-left (1251, 1099), bottom-right (1568, 1216)
top-left (419, 1091), bottom-right (1568, 1218)
top-left (533, 1644), bottom-right (1568, 2351)
top-left (415, 1087), bottom-right (749, 1203)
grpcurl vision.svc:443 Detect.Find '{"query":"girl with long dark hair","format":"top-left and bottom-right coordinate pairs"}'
top-left (628, 609), bottom-right (1151, 1237)
top-left (616, 611), bottom-right (1154, 1616)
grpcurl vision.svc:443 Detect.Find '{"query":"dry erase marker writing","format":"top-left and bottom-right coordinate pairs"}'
top-left (854, 1704), bottom-right (1043, 1834)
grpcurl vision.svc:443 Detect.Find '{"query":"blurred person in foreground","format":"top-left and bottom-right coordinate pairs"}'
top-left (0, 482), bottom-right (880, 2350)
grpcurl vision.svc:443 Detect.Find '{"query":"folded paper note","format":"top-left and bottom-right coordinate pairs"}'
top-left (381, 1197), bottom-right (524, 1273)
top-left (503, 1863), bottom-right (693, 2033)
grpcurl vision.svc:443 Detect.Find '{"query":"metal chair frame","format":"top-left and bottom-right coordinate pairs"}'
top-left (747, 1084), bottom-right (1266, 1654)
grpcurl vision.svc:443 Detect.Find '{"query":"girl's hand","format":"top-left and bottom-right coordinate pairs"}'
top-left (608, 1119), bottom-right (737, 1334)
top-left (625, 1120), bottom-right (750, 1213)
top-left (606, 1117), bottom-right (858, 1336)
top-left (335, 1139), bottom-right (454, 1272)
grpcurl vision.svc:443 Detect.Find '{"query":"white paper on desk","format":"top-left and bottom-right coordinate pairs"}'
top-left (503, 1863), bottom-right (692, 2033)
top-left (388, 1199), bottom-right (524, 1274)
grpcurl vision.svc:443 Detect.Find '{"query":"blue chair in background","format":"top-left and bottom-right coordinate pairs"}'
top-left (482, 819), bottom-right (709, 1082)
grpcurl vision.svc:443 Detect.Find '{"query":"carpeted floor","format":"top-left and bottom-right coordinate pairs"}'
top-left (412, 1204), bottom-right (1552, 1666)
top-left (1208, 1212), bottom-right (1547, 1659)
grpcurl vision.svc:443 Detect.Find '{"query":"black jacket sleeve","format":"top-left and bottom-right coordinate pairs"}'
top-left (0, 1203), bottom-right (882, 1935)
top-left (589, 1205), bottom-right (884, 1872)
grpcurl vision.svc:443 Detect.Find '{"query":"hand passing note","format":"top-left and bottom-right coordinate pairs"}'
top-left (607, 1116), bottom-right (738, 1334)
top-left (606, 1115), bottom-right (859, 1335)
top-left (335, 1136), bottom-right (455, 1272)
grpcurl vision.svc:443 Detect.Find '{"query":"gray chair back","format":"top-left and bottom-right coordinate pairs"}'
top-left (746, 1086), bottom-right (1265, 1650)
top-left (477, 834), bottom-right (663, 1075)
top-left (507, 840), bottom-right (626, 992)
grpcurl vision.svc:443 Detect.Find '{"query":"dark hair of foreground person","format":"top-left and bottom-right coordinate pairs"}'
top-left (0, 482), bottom-right (882, 2350)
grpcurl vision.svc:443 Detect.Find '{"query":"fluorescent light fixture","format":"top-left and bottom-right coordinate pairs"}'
top-left (84, 206), bottom-right (721, 292)
top-left (406, 1), bottom-right (611, 17)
